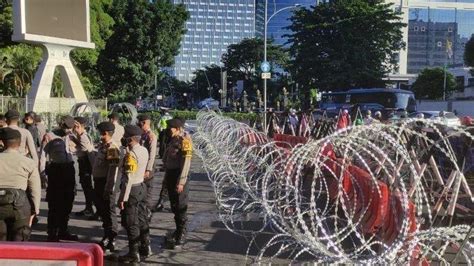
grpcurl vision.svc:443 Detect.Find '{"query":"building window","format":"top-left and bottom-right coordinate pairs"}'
top-left (448, 27), bottom-right (453, 32)
top-left (421, 26), bottom-right (426, 32)
top-left (437, 41), bottom-right (442, 47)
top-left (414, 26), bottom-right (419, 31)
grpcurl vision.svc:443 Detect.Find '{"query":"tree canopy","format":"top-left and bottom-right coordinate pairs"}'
top-left (97, 0), bottom-right (188, 101)
top-left (465, 35), bottom-right (474, 76)
top-left (222, 38), bottom-right (289, 81)
top-left (286, 0), bottom-right (405, 93)
top-left (411, 68), bottom-right (456, 100)
top-left (192, 64), bottom-right (224, 100)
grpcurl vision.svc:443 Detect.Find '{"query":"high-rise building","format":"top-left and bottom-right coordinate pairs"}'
top-left (255, 0), bottom-right (318, 46)
top-left (172, 0), bottom-right (256, 81)
top-left (387, 0), bottom-right (474, 76)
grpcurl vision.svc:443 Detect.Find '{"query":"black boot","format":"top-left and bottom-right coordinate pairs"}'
top-left (58, 230), bottom-right (79, 241)
top-left (47, 228), bottom-right (59, 242)
top-left (152, 202), bottom-right (163, 212)
top-left (99, 232), bottom-right (116, 252)
top-left (119, 243), bottom-right (140, 263)
top-left (174, 228), bottom-right (186, 246)
top-left (139, 234), bottom-right (152, 258)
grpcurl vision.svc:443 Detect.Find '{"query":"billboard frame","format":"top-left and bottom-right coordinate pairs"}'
top-left (12, 0), bottom-right (94, 49)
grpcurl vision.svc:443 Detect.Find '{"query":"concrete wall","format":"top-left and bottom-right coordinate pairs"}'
top-left (417, 100), bottom-right (474, 116)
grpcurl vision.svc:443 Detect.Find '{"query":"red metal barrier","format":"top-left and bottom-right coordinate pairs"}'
top-left (0, 242), bottom-right (103, 266)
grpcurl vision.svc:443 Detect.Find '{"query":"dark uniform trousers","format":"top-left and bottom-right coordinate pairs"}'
top-left (94, 178), bottom-right (117, 237)
top-left (0, 189), bottom-right (31, 241)
top-left (121, 183), bottom-right (149, 247)
top-left (144, 174), bottom-right (154, 210)
top-left (78, 156), bottom-right (95, 210)
top-left (165, 169), bottom-right (189, 231)
top-left (46, 162), bottom-right (75, 233)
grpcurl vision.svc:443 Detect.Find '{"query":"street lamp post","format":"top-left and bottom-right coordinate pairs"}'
top-left (263, 3), bottom-right (301, 133)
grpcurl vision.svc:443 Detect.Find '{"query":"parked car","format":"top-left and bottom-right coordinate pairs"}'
top-left (408, 111), bottom-right (461, 128)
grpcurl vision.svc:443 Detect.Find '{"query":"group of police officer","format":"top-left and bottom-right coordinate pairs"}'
top-left (0, 109), bottom-right (192, 263)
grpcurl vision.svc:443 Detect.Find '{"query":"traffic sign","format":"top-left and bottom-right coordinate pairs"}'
top-left (261, 72), bottom-right (271, 79)
top-left (260, 61), bottom-right (271, 72)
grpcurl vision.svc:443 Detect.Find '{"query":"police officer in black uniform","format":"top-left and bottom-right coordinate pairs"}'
top-left (0, 128), bottom-right (41, 241)
top-left (163, 119), bottom-right (192, 247)
top-left (118, 125), bottom-right (150, 263)
top-left (40, 116), bottom-right (78, 241)
top-left (93, 122), bottom-right (121, 252)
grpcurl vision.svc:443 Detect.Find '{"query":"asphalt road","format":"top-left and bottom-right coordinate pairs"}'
top-left (29, 155), bottom-right (286, 265)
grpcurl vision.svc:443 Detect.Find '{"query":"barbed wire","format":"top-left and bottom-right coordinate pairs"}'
top-left (194, 110), bottom-right (473, 264)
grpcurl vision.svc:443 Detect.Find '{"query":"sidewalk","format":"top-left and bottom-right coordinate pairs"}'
top-left (30, 156), bottom-right (281, 264)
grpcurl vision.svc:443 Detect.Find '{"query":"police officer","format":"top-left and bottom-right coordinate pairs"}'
top-left (158, 108), bottom-right (172, 158)
top-left (0, 128), bottom-right (41, 241)
top-left (137, 114), bottom-right (158, 214)
top-left (40, 116), bottom-right (78, 241)
top-left (93, 122), bottom-right (121, 252)
top-left (72, 117), bottom-right (96, 217)
top-left (108, 112), bottom-right (125, 145)
top-left (5, 110), bottom-right (38, 164)
top-left (163, 119), bottom-right (192, 246)
top-left (118, 125), bottom-right (151, 262)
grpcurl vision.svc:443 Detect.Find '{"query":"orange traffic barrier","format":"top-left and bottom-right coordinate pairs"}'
top-left (0, 242), bottom-right (103, 266)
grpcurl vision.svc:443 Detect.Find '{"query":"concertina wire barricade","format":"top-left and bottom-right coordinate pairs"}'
top-left (193, 110), bottom-right (473, 264)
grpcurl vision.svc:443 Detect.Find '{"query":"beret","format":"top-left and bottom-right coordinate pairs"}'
top-left (0, 127), bottom-right (21, 141)
top-left (5, 110), bottom-right (20, 120)
top-left (62, 115), bottom-right (75, 129)
top-left (74, 116), bottom-right (88, 125)
top-left (137, 114), bottom-right (151, 122)
top-left (107, 112), bottom-right (120, 120)
top-left (167, 119), bottom-right (183, 129)
top-left (124, 125), bottom-right (143, 137)
top-left (97, 121), bottom-right (115, 132)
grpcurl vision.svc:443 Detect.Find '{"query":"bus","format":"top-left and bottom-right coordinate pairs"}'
top-left (319, 88), bottom-right (417, 114)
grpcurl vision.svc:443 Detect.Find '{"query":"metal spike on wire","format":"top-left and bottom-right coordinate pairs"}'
top-left (194, 110), bottom-right (474, 264)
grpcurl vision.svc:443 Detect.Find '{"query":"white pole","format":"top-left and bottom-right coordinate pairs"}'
top-left (263, 0), bottom-right (268, 134)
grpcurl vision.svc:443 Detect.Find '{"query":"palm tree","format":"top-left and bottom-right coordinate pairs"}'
top-left (0, 44), bottom-right (42, 97)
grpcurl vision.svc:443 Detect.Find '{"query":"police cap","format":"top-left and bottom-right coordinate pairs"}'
top-left (0, 127), bottom-right (21, 141)
top-left (4, 109), bottom-right (20, 120)
top-left (137, 114), bottom-right (151, 122)
top-left (74, 116), bottom-right (88, 125)
top-left (124, 125), bottom-right (143, 137)
top-left (61, 115), bottom-right (75, 129)
top-left (97, 121), bottom-right (115, 132)
top-left (107, 112), bottom-right (120, 120)
top-left (167, 119), bottom-right (183, 129)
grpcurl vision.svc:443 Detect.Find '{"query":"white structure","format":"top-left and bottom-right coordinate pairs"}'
top-left (12, 0), bottom-right (95, 112)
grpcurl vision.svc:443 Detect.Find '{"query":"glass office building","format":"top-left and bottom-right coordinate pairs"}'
top-left (172, 0), bottom-right (256, 81)
top-left (387, 0), bottom-right (474, 75)
top-left (255, 0), bottom-right (319, 46)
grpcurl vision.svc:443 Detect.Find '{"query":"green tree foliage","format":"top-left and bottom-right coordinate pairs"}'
top-left (222, 38), bottom-right (288, 80)
top-left (0, 44), bottom-right (42, 96)
top-left (411, 68), bottom-right (457, 100)
top-left (287, 0), bottom-right (405, 92)
top-left (465, 35), bottom-right (474, 75)
top-left (71, 0), bottom-right (115, 97)
top-left (0, 0), bottom-right (13, 47)
top-left (192, 64), bottom-right (225, 100)
top-left (97, 0), bottom-right (188, 101)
